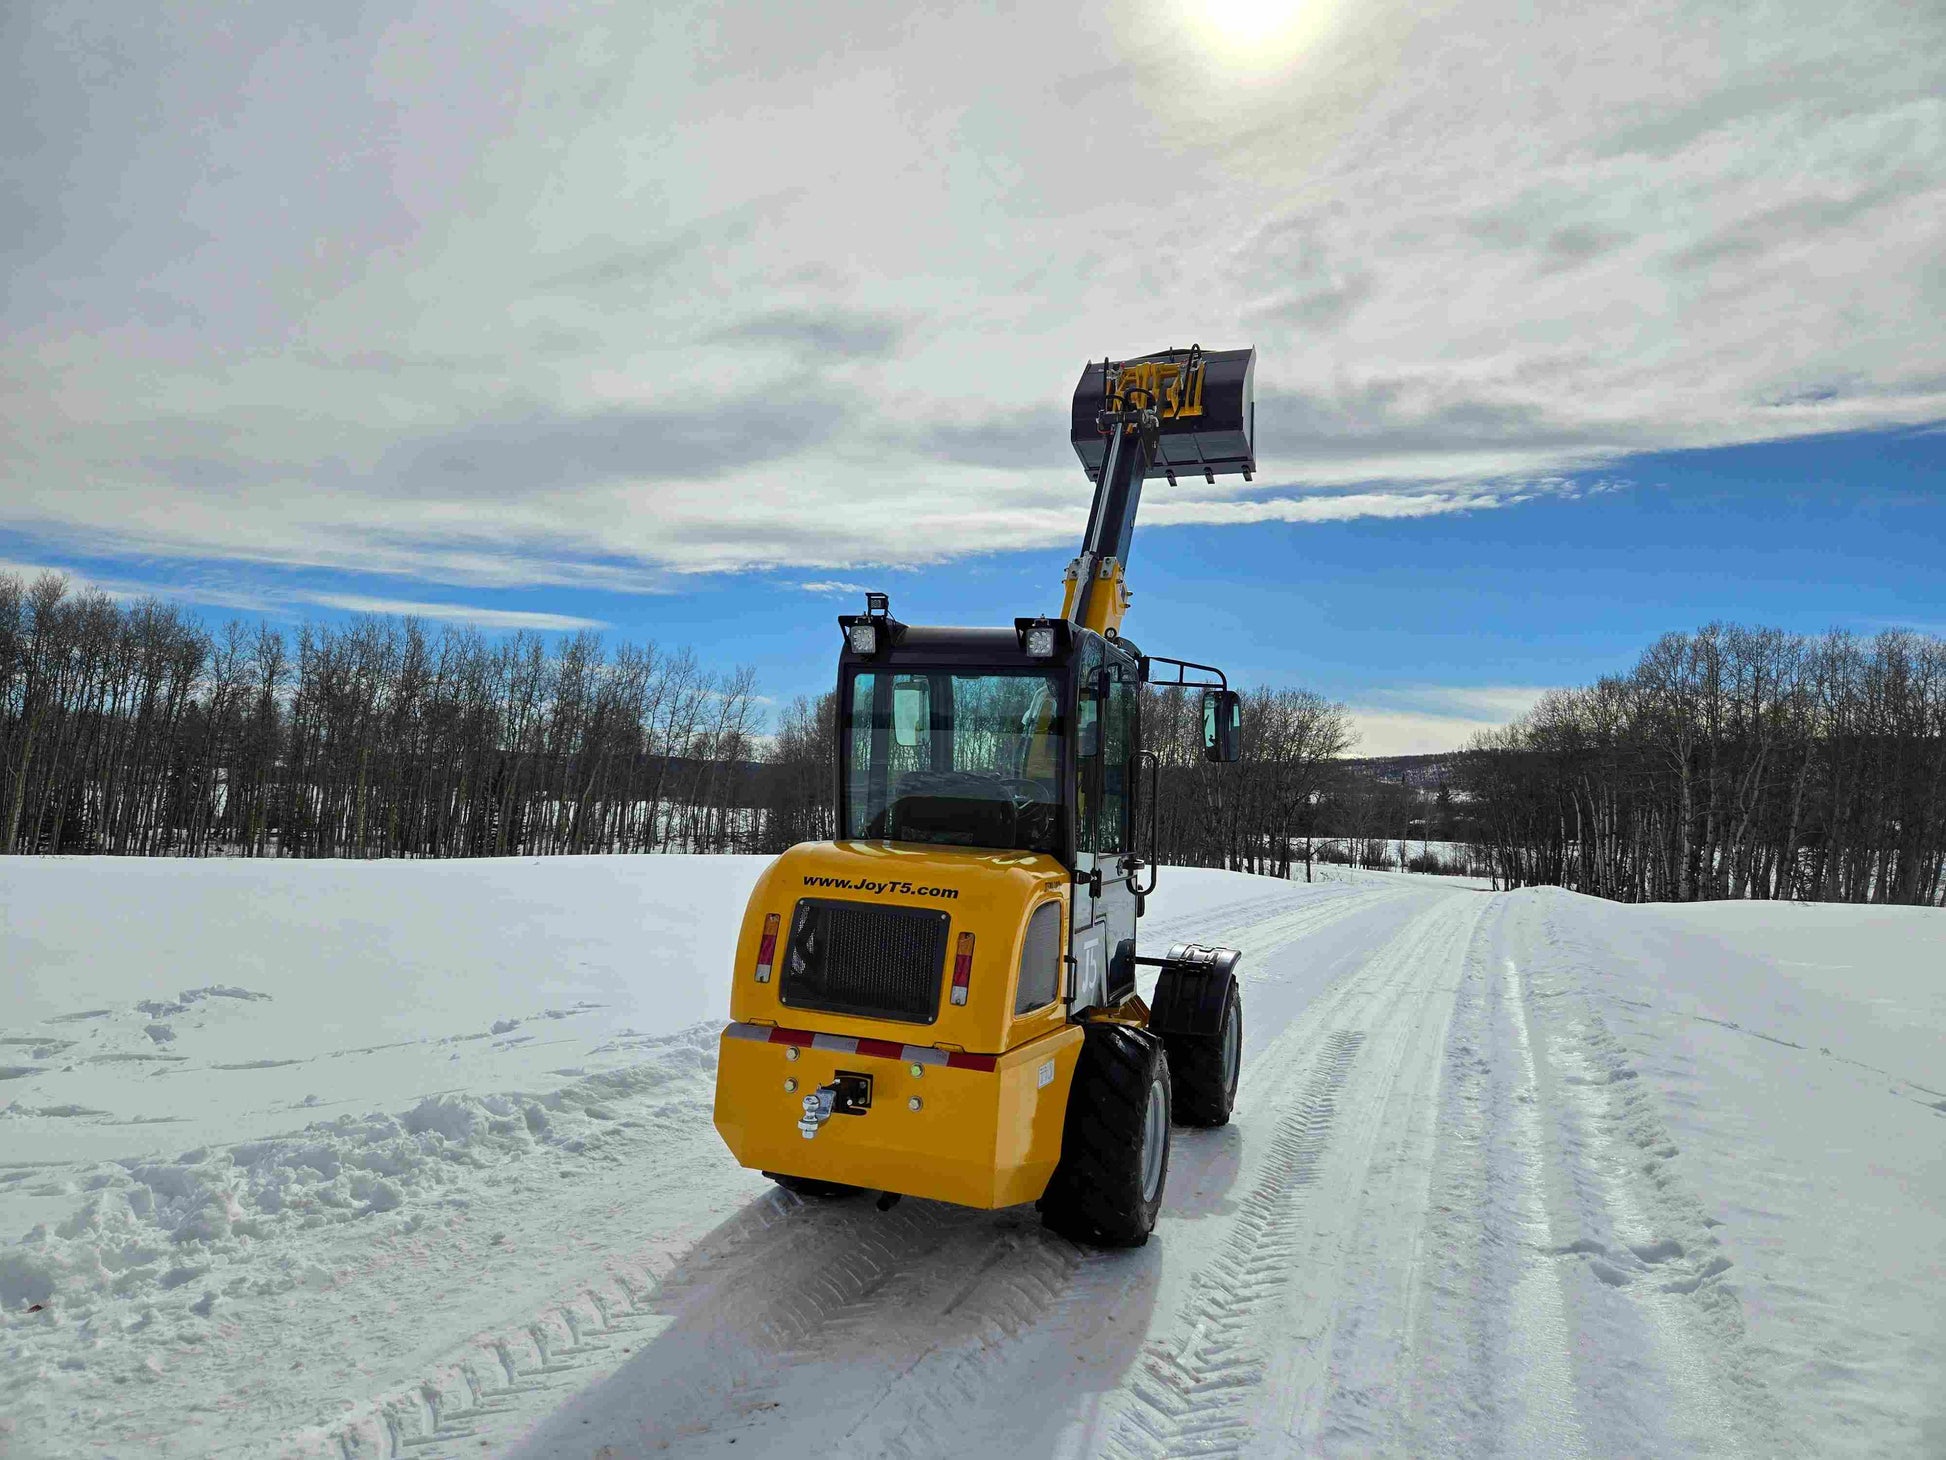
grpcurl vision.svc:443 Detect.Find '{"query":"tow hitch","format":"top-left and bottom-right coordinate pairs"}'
top-left (797, 1071), bottom-right (872, 1139)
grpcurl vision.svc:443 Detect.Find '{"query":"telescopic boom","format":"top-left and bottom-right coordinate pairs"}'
top-left (1061, 346), bottom-right (1257, 636)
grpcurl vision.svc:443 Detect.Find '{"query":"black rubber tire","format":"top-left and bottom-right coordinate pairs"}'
top-left (763, 1172), bottom-right (862, 1199)
top-left (1037, 1023), bottom-right (1172, 1247)
top-left (1166, 985), bottom-right (1243, 1128)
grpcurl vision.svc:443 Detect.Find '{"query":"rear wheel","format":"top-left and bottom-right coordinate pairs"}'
top-left (1166, 985), bottom-right (1243, 1128)
top-left (764, 1172), bottom-right (861, 1199)
top-left (1038, 1023), bottom-right (1172, 1247)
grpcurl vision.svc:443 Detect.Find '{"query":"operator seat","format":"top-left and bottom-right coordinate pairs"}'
top-left (884, 770), bottom-right (1019, 848)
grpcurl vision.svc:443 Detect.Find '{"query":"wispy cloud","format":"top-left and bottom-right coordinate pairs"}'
top-left (298, 594), bottom-right (608, 631)
top-left (1346, 685), bottom-right (1557, 757)
top-left (796, 580), bottom-right (870, 595)
top-left (0, 561), bottom-right (606, 631)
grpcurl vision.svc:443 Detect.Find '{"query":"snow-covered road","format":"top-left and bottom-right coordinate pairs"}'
top-left (4, 860), bottom-right (1941, 1458)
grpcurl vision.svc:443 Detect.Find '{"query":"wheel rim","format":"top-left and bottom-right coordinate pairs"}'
top-left (1139, 1072), bottom-right (1168, 1204)
top-left (1222, 999), bottom-right (1241, 1098)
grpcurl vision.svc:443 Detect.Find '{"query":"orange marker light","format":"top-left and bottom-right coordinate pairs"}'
top-left (950, 931), bottom-right (975, 1006)
top-left (755, 913), bottom-right (780, 983)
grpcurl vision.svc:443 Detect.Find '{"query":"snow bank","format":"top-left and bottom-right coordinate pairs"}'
top-left (0, 855), bottom-right (768, 1175)
top-left (1, 856), bottom-right (767, 1455)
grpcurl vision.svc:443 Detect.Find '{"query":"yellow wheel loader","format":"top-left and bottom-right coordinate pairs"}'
top-left (713, 346), bottom-right (1255, 1246)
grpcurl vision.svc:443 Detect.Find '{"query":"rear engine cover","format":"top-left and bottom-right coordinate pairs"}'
top-left (780, 898), bottom-right (951, 1024)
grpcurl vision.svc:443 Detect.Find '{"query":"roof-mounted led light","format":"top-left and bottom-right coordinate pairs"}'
top-left (1014, 616), bottom-right (1068, 658)
top-left (839, 592), bottom-right (903, 656)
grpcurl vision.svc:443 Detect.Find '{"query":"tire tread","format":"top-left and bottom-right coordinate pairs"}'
top-left (1038, 1023), bottom-right (1170, 1247)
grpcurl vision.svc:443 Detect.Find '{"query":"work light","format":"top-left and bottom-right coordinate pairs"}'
top-left (1024, 623), bottom-right (1056, 657)
top-left (847, 621), bottom-right (878, 654)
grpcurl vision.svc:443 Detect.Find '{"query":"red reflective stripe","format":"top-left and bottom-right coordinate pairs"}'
top-left (755, 1026), bottom-right (995, 1070)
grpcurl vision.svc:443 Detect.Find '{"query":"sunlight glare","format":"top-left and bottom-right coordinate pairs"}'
top-left (1196, 0), bottom-right (1309, 54)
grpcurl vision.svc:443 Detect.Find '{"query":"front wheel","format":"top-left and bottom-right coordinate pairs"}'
top-left (1167, 986), bottom-right (1243, 1128)
top-left (1038, 1023), bottom-right (1171, 1247)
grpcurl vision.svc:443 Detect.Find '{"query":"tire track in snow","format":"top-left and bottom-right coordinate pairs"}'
top-left (1143, 881), bottom-right (1416, 975)
top-left (1106, 1030), bottom-right (1366, 1459)
top-left (742, 885), bottom-right (1446, 1460)
top-left (312, 1185), bottom-right (813, 1458)
top-left (1406, 897), bottom-right (1786, 1460)
top-left (1510, 926), bottom-right (1782, 1459)
top-left (1401, 906), bottom-right (1593, 1459)
top-left (833, 1226), bottom-right (1094, 1459)
top-left (1280, 892), bottom-right (1487, 1456)
top-left (1096, 890), bottom-right (1486, 1460)
top-left (497, 1196), bottom-right (1093, 1457)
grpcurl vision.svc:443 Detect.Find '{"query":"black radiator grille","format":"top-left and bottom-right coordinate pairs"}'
top-left (780, 899), bottom-right (950, 1024)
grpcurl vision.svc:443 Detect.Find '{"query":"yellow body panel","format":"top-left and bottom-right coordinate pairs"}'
top-left (1060, 555), bottom-right (1131, 636)
top-left (713, 1022), bottom-right (1084, 1208)
top-left (715, 840), bottom-right (1081, 1205)
top-left (726, 840), bottom-right (1071, 1054)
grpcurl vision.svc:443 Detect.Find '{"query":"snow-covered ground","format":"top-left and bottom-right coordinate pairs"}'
top-left (2, 857), bottom-right (1941, 1458)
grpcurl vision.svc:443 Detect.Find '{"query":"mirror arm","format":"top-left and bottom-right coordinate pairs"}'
top-left (1131, 749), bottom-right (1161, 895)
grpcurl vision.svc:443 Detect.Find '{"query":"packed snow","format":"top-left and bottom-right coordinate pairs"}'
top-left (1, 855), bottom-right (1940, 1458)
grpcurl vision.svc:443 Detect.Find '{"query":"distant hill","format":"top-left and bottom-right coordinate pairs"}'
top-left (1341, 752), bottom-right (1455, 790)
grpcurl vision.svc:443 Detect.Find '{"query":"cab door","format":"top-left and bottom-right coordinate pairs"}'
top-left (1071, 639), bottom-right (1141, 1010)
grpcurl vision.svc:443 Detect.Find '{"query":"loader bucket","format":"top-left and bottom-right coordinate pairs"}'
top-left (1069, 345), bottom-right (1256, 483)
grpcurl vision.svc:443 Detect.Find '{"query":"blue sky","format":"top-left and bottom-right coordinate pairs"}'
top-left (5, 0), bottom-right (1943, 752)
top-left (7, 422), bottom-right (1938, 753)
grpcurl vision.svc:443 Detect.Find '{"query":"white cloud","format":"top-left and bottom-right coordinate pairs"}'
top-left (3, 0), bottom-right (1942, 586)
top-left (796, 580), bottom-right (871, 595)
top-left (1346, 685), bottom-right (1555, 757)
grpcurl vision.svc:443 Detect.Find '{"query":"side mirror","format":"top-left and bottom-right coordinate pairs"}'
top-left (1202, 689), bottom-right (1242, 763)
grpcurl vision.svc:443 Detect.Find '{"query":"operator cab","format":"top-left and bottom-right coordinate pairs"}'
top-left (835, 610), bottom-right (1142, 872)
top-left (837, 596), bottom-right (1239, 1015)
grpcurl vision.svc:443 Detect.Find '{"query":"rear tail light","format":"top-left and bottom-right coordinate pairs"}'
top-left (754, 912), bottom-right (780, 983)
top-left (950, 931), bottom-right (974, 1006)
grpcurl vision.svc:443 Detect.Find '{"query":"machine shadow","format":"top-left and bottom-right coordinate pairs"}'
top-left (506, 1182), bottom-right (1166, 1458)
top-left (1161, 1120), bottom-right (1246, 1218)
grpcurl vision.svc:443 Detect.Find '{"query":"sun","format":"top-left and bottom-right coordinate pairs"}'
top-left (1194, 0), bottom-right (1309, 52)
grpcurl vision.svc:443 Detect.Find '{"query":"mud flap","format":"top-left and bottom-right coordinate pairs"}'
top-left (1148, 943), bottom-right (1241, 1040)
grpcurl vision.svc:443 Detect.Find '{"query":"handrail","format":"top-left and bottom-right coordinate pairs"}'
top-left (1139, 653), bottom-right (1228, 691)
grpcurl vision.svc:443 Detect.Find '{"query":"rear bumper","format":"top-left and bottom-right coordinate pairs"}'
top-left (713, 1021), bottom-right (1081, 1209)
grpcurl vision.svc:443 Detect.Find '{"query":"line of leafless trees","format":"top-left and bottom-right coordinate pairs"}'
top-left (0, 574), bottom-right (766, 857)
top-left (1455, 624), bottom-right (1946, 905)
top-left (40, 567), bottom-right (1929, 906)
